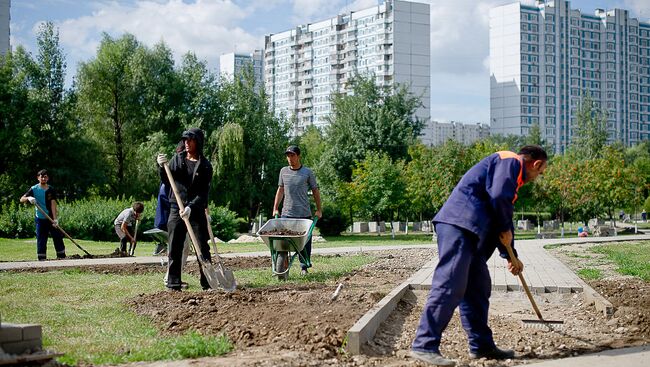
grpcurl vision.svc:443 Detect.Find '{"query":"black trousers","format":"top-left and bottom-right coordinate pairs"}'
top-left (166, 208), bottom-right (212, 290)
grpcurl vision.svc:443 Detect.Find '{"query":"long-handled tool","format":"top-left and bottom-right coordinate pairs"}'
top-left (163, 161), bottom-right (235, 291)
top-left (205, 208), bottom-right (237, 291)
top-left (503, 244), bottom-right (563, 327)
top-left (33, 202), bottom-right (92, 257)
top-left (128, 220), bottom-right (140, 256)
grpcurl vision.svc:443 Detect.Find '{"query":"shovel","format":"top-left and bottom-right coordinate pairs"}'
top-left (205, 208), bottom-right (237, 291)
top-left (128, 220), bottom-right (140, 256)
top-left (33, 202), bottom-right (92, 257)
top-left (163, 161), bottom-right (234, 291)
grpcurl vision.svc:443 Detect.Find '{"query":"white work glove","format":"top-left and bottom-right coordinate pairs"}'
top-left (52, 219), bottom-right (59, 228)
top-left (27, 197), bottom-right (36, 205)
top-left (156, 153), bottom-right (168, 167)
top-left (180, 206), bottom-right (191, 220)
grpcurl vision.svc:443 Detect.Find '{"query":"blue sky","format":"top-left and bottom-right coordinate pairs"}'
top-left (8, 0), bottom-right (650, 123)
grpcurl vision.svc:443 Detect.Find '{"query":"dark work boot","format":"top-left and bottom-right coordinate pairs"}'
top-left (469, 346), bottom-right (515, 360)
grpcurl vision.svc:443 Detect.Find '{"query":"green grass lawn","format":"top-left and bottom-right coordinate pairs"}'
top-left (0, 233), bottom-right (434, 262)
top-left (590, 241), bottom-right (650, 281)
top-left (0, 254), bottom-right (374, 365)
top-left (546, 241), bottom-right (650, 281)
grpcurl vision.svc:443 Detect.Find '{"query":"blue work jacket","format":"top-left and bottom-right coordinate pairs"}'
top-left (433, 151), bottom-right (525, 258)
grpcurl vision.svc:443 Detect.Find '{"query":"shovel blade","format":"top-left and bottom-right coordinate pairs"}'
top-left (201, 261), bottom-right (237, 292)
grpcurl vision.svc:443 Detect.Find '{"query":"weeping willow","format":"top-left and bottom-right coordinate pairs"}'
top-left (213, 122), bottom-right (245, 177)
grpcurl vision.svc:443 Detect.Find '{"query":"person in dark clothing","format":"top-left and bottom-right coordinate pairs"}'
top-left (20, 169), bottom-right (66, 261)
top-left (155, 183), bottom-right (171, 232)
top-left (410, 145), bottom-right (548, 366)
top-left (157, 128), bottom-right (213, 291)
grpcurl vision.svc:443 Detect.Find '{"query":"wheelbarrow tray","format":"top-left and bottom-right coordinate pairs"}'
top-left (257, 218), bottom-right (314, 252)
top-left (143, 228), bottom-right (168, 244)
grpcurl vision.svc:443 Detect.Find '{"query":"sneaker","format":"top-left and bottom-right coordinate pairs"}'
top-left (301, 268), bottom-right (308, 276)
top-left (153, 243), bottom-right (166, 255)
top-left (469, 347), bottom-right (515, 360)
top-left (166, 286), bottom-right (181, 292)
top-left (410, 350), bottom-right (455, 366)
top-left (180, 282), bottom-right (189, 289)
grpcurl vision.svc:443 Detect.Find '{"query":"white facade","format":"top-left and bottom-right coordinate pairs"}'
top-left (420, 121), bottom-right (490, 146)
top-left (219, 50), bottom-right (264, 88)
top-left (264, 0), bottom-right (430, 134)
top-left (490, 0), bottom-right (650, 153)
top-left (0, 0), bottom-right (9, 56)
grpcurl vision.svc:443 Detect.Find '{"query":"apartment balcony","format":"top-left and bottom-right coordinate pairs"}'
top-left (298, 34), bottom-right (313, 44)
top-left (298, 100), bottom-right (313, 109)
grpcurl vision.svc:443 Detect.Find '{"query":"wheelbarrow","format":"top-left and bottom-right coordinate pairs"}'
top-left (143, 228), bottom-right (168, 255)
top-left (257, 217), bottom-right (317, 281)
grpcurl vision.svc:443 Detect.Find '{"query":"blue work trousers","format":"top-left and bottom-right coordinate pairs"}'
top-left (35, 217), bottom-right (66, 261)
top-left (282, 215), bottom-right (312, 270)
top-left (412, 222), bottom-right (497, 354)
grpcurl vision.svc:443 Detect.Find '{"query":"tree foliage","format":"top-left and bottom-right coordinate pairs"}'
top-left (348, 152), bottom-right (406, 222)
top-left (572, 93), bottom-right (608, 160)
top-left (213, 67), bottom-right (289, 219)
top-left (323, 74), bottom-right (424, 181)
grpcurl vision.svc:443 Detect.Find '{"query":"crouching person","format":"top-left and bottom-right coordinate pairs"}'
top-left (114, 202), bottom-right (144, 256)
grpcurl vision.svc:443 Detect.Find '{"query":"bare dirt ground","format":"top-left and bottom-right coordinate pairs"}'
top-left (10, 243), bottom-right (649, 366)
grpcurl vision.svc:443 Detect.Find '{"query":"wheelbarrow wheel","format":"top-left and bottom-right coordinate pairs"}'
top-left (276, 251), bottom-right (289, 281)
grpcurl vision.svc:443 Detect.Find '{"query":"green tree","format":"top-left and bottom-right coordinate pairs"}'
top-left (323, 74), bottom-right (424, 181)
top-left (214, 67), bottom-right (289, 220)
top-left (348, 152), bottom-right (406, 224)
top-left (572, 93), bottom-right (608, 160)
top-left (295, 125), bottom-right (326, 170)
top-left (0, 22), bottom-right (104, 203)
top-left (404, 144), bottom-right (436, 221)
top-left (76, 33), bottom-right (142, 194)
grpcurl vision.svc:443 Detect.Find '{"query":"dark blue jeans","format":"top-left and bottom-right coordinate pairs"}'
top-left (35, 218), bottom-right (66, 261)
top-left (282, 215), bottom-right (312, 270)
top-left (412, 222), bottom-right (497, 354)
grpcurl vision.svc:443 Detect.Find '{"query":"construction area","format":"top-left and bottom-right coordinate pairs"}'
top-left (1, 236), bottom-right (649, 366)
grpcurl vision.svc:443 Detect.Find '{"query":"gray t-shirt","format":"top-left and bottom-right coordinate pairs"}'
top-left (114, 208), bottom-right (136, 227)
top-left (278, 166), bottom-right (318, 218)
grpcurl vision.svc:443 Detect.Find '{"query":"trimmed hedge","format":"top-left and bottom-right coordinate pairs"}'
top-left (0, 198), bottom-right (240, 242)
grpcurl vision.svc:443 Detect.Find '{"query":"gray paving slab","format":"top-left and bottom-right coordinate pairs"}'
top-left (513, 345), bottom-right (650, 367)
top-left (411, 235), bottom-right (650, 293)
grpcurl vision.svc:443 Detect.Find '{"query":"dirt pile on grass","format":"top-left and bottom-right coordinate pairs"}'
top-left (123, 246), bottom-right (650, 367)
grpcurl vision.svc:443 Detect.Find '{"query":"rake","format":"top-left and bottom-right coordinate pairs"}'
top-left (504, 244), bottom-right (564, 328)
top-left (34, 202), bottom-right (92, 257)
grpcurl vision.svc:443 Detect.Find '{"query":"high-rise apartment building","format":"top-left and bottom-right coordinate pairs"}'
top-left (219, 50), bottom-right (264, 88)
top-left (490, 0), bottom-right (650, 153)
top-left (420, 121), bottom-right (490, 146)
top-left (264, 0), bottom-right (430, 134)
top-left (0, 0), bottom-right (9, 56)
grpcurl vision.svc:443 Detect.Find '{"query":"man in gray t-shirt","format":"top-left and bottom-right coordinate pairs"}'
top-left (273, 145), bottom-right (322, 274)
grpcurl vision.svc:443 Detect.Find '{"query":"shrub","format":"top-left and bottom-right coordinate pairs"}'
top-left (208, 205), bottom-right (240, 242)
top-left (0, 197), bottom-right (241, 242)
top-left (0, 202), bottom-right (35, 238)
top-left (316, 204), bottom-right (350, 236)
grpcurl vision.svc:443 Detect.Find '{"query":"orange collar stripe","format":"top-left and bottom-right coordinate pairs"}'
top-left (496, 151), bottom-right (524, 203)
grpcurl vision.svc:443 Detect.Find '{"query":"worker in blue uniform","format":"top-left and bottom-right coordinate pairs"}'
top-left (410, 145), bottom-right (548, 366)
